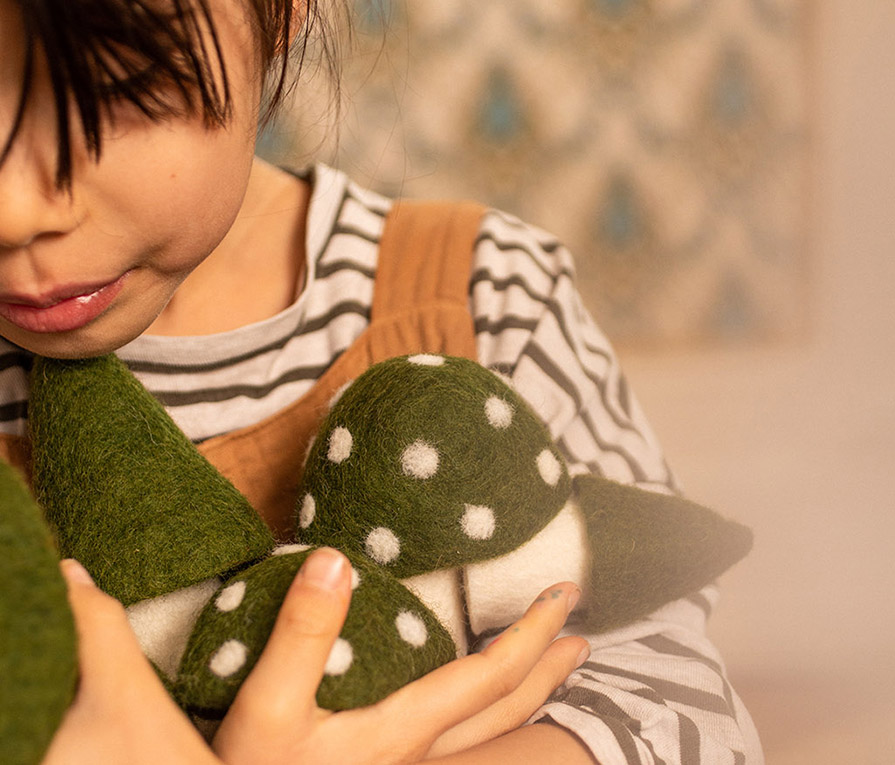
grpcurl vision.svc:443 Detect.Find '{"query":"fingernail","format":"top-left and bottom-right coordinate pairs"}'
top-left (61, 559), bottom-right (95, 587)
top-left (576, 644), bottom-right (591, 668)
top-left (567, 587), bottom-right (581, 615)
top-left (299, 547), bottom-right (347, 591)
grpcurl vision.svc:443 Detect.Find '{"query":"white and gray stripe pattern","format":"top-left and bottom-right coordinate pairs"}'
top-left (0, 163), bottom-right (762, 763)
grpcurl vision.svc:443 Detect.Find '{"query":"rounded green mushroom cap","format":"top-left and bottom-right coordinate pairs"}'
top-left (296, 354), bottom-right (571, 578)
top-left (0, 460), bottom-right (77, 765)
top-left (175, 545), bottom-right (457, 715)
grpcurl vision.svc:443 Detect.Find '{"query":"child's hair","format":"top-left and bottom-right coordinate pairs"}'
top-left (0, 0), bottom-right (336, 187)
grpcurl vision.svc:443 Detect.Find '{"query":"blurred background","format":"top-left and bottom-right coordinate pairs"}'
top-left (260, 1), bottom-right (895, 761)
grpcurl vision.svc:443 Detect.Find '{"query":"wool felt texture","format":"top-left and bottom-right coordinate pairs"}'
top-left (13, 350), bottom-right (753, 731)
top-left (28, 354), bottom-right (275, 606)
top-left (464, 499), bottom-right (591, 635)
top-left (0, 459), bottom-right (77, 765)
top-left (125, 577), bottom-right (222, 679)
top-left (296, 354), bottom-right (572, 578)
top-left (574, 473), bottom-right (754, 632)
top-left (175, 545), bottom-right (457, 716)
top-left (401, 568), bottom-right (468, 656)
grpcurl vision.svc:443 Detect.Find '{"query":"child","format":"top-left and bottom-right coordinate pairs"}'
top-left (0, 0), bottom-right (762, 763)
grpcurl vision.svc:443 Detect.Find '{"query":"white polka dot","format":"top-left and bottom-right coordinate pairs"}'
top-left (537, 449), bottom-right (562, 487)
top-left (209, 640), bottom-right (248, 678)
top-left (327, 427), bottom-right (353, 463)
top-left (401, 440), bottom-right (439, 479)
top-left (461, 504), bottom-right (496, 540)
top-left (215, 581), bottom-right (246, 612)
top-left (272, 543), bottom-right (312, 557)
top-left (407, 354), bottom-right (445, 367)
top-left (350, 568), bottom-right (362, 590)
top-left (484, 397), bottom-right (514, 429)
top-left (298, 493), bottom-right (316, 529)
top-left (395, 611), bottom-right (429, 648)
top-left (365, 527), bottom-right (401, 564)
top-left (324, 638), bottom-right (353, 676)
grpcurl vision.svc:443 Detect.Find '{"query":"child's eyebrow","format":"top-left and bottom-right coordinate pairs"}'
top-left (0, 0), bottom-right (233, 186)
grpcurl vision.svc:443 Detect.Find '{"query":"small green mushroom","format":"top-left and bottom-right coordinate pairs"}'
top-left (176, 545), bottom-right (456, 716)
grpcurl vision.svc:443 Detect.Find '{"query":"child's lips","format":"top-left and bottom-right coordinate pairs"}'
top-left (0, 273), bottom-right (129, 334)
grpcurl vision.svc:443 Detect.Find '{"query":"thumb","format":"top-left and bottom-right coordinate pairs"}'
top-left (59, 559), bottom-right (161, 693)
top-left (225, 547), bottom-right (352, 723)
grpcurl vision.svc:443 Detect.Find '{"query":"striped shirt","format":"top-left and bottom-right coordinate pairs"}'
top-left (0, 163), bottom-right (763, 764)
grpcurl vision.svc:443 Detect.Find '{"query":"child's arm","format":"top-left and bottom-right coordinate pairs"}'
top-left (428, 725), bottom-right (594, 764)
top-left (470, 212), bottom-right (763, 763)
top-left (45, 550), bottom-right (589, 765)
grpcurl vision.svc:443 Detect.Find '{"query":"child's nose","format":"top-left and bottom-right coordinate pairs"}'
top-left (0, 140), bottom-right (81, 249)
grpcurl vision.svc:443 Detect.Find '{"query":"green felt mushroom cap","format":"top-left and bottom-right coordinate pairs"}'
top-left (297, 354), bottom-right (571, 578)
top-left (0, 459), bottom-right (77, 765)
top-left (176, 545), bottom-right (457, 715)
top-left (29, 355), bottom-right (275, 606)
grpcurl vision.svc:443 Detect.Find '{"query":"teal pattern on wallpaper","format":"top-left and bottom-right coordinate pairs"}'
top-left (260, 0), bottom-right (810, 347)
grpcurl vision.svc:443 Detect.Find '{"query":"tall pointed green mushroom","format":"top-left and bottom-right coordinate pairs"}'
top-left (29, 354), bottom-right (275, 606)
top-left (574, 474), bottom-right (754, 632)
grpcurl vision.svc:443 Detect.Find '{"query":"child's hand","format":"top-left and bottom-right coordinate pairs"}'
top-left (44, 549), bottom-right (587, 765)
top-left (42, 560), bottom-right (220, 765)
top-left (213, 547), bottom-right (589, 764)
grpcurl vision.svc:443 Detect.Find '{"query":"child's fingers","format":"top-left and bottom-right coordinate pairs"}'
top-left (425, 634), bottom-right (589, 758)
top-left (376, 581), bottom-right (581, 743)
top-left (227, 547), bottom-right (352, 724)
top-left (59, 559), bottom-right (158, 692)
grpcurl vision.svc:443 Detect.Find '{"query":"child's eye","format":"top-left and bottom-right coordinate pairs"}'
top-left (97, 64), bottom-right (165, 102)
top-left (97, 64), bottom-right (192, 126)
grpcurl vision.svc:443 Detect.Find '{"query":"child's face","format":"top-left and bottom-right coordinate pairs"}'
top-left (0, 0), bottom-right (265, 358)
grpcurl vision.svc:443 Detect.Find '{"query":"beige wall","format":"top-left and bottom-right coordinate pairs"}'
top-left (617, 2), bottom-right (895, 760)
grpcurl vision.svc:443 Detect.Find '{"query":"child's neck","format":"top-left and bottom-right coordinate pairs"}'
top-left (147, 159), bottom-right (310, 337)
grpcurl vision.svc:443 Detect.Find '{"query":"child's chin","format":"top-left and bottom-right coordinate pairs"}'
top-left (1, 321), bottom-right (145, 360)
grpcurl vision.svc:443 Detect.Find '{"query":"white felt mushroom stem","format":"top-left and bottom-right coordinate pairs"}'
top-left (401, 569), bottom-right (468, 656)
top-left (463, 500), bottom-right (589, 635)
top-left (126, 577), bottom-right (222, 679)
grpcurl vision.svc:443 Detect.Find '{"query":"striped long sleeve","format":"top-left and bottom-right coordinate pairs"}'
top-left (469, 210), bottom-right (763, 764)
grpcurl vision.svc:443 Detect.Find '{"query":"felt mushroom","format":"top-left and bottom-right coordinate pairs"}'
top-left (12, 350), bottom-right (752, 752)
top-left (294, 353), bottom-right (752, 637)
top-left (29, 354), bottom-right (276, 678)
top-left (175, 544), bottom-right (456, 716)
top-left (296, 354), bottom-right (572, 577)
top-left (0, 459), bottom-right (77, 765)
top-left (462, 474), bottom-right (755, 635)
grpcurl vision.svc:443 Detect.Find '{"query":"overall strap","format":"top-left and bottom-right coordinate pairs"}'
top-left (372, 199), bottom-right (486, 324)
top-left (196, 198), bottom-right (488, 536)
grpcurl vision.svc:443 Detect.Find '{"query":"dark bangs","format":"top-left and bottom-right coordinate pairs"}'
top-left (1, 0), bottom-right (296, 187)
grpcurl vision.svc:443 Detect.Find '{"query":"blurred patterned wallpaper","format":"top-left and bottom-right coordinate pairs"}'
top-left (259, 0), bottom-right (811, 348)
